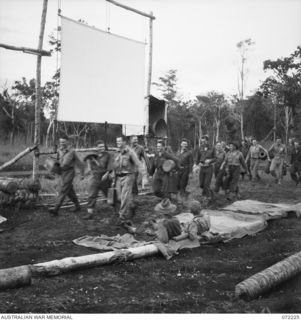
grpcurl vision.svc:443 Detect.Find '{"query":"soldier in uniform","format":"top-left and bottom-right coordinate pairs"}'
top-left (213, 142), bottom-right (226, 193)
top-left (245, 139), bottom-right (269, 181)
top-left (240, 139), bottom-right (250, 180)
top-left (177, 138), bottom-right (193, 199)
top-left (289, 140), bottom-right (301, 185)
top-left (221, 142), bottom-right (247, 200)
top-left (112, 136), bottom-right (143, 229)
top-left (49, 136), bottom-right (84, 215)
top-left (268, 138), bottom-right (287, 184)
top-left (84, 140), bottom-right (113, 218)
top-left (149, 140), bottom-right (180, 199)
top-left (130, 135), bottom-right (150, 196)
top-left (194, 136), bottom-right (216, 198)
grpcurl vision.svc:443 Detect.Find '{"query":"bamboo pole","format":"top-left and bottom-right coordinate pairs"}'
top-left (0, 145), bottom-right (38, 171)
top-left (106, 0), bottom-right (155, 19)
top-left (0, 43), bottom-right (51, 56)
top-left (33, 0), bottom-right (48, 181)
top-left (235, 250), bottom-right (301, 300)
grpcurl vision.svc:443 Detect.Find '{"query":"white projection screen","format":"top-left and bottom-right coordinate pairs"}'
top-left (58, 16), bottom-right (146, 127)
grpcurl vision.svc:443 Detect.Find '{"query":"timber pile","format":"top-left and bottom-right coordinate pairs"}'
top-left (0, 177), bottom-right (40, 207)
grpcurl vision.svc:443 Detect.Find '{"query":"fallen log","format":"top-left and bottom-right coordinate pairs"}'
top-left (0, 265), bottom-right (31, 290)
top-left (235, 250), bottom-right (301, 300)
top-left (31, 244), bottom-right (159, 276)
top-left (15, 178), bottom-right (41, 192)
top-left (0, 245), bottom-right (159, 289)
top-left (0, 178), bottom-right (18, 194)
top-left (0, 145), bottom-right (38, 172)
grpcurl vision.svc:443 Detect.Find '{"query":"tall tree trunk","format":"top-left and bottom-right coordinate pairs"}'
top-left (216, 119), bottom-right (220, 143)
top-left (198, 118), bottom-right (203, 146)
top-left (33, 0), bottom-right (48, 180)
top-left (45, 118), bottom-right (54, 148)
top-left (240, 101), bottom-right (244, 140)
top-left (10, 105), bottom-right (15, 145)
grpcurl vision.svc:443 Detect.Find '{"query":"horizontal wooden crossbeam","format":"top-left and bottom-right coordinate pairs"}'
top-left (0, 43), bottom-right (51, 56)
top-left (106, 0), bottom-right (155, 19)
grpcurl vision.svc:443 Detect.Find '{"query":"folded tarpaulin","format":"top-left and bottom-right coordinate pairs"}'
top-left (201, 209), bottom-right (267, 241)
top-left (223, 200), bottom-right (301, 220)
top-left (73, 233), bottom-right (148, 251)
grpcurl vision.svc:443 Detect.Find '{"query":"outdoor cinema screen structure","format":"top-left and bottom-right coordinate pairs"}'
top-left (58, 16), bottom-right (146, 127)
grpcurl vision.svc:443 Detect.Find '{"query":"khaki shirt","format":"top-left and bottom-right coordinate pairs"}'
top-left (269, 143), bottom-right (286, 160)
top-left (113, 146), bottom-right (142, 175)
top-left (249, 145), bottom-right (262, 159)
top-left (224, 150), bottom-right (246, 169)
top-left (58, 147), bottom-right (84, 174)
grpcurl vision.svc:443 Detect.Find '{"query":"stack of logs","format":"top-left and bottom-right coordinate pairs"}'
top-left (0, 178), bottom-right (40, 207)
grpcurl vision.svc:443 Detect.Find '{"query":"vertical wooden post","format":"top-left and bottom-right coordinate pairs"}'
top-left (104, 121), bottom-right (108, 150)
top-left (145, 12), bottom-right (153, 136)
top-left (273, 100), bottom-right (277, 143)
top-left (33, 0), bottom-right (48, 180)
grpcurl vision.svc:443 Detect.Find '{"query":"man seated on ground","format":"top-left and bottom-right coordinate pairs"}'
top-left (148, 198), bottom-right (182, 243)
top-left (172, 200), bottom-right (211, 242)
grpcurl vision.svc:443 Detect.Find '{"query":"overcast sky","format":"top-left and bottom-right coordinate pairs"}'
top-left (0, 0), bottom-right (301, 100)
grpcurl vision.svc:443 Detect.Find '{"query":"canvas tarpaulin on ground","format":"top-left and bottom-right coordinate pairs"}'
top-left (223, 200), bottom-right (301, 220)
top-left (73, 209), bottom-right (267, 258)
top-left (58, 16), bottom-right (146, 126)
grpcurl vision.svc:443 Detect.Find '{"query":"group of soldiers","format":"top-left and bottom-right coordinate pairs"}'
top-left (48, 134), bottom-right (301, 231)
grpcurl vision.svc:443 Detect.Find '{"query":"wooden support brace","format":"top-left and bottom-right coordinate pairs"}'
top-left (0, 43), bottom-right (51, 56)
top-left (0, 145), bottom-right (38, 172)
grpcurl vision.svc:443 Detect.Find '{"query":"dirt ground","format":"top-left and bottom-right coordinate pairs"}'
top-left (0, 171), bottom-right (301, 313)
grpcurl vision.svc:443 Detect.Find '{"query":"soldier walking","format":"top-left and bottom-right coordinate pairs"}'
top-left (130, 135), bottom-right (150, 196)
top-left (289, 139), bottom-right (301, 185)
top-left (49, 136), bottom-right (84, 216)
top-left (177, 138), bottom-right (194, 199)
top-left (221, 142), bottom-right (247, 200)
top-left (245, 139), bottom-right (269, 181)
top-left (84, 140), bottom-right (113, 219)
top-left (112, 136), bottom-right (143, 230)
top-left (194, 136), bottom-right (216, 198)
top-left (268, 138), bottom-right (287, 184)
top-left (149, 140), bottom-right (180, 199)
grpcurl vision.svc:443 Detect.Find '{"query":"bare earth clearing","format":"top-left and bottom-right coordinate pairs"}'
top-left (0, 173), bottom-right (301, 313)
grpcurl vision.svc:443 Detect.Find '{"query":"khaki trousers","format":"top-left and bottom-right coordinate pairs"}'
top-left (116, 174), bottom-right (135, 220)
